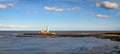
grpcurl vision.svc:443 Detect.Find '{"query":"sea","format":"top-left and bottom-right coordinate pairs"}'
top-left (0, 31), bottom-right (120, 54)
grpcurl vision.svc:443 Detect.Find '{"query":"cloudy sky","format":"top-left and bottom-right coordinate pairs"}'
top-left (0, 0), bottom-right (120, 31)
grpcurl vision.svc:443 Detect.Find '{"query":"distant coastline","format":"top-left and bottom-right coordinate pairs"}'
top-left (0, 31), bottom-right (120, 41)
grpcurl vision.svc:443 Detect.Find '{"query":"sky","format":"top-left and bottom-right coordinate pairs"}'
top-left (0, 0), bottom-right (120, 31)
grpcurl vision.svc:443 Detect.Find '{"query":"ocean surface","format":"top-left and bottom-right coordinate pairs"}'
top-left (0, 31), bottom-right (120, 54)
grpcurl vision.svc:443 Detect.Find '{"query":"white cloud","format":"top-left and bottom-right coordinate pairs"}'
top-left (44, 6), bottom-right (80, 12)
top-left (96, 3), bottom-right (100, 8)
top-left (0, 24), bottom-right (40, 30)
top-left (0, 24), bottom-right (28, 29)
top-left (95, 14), bottom-right (110, 18)
top-left (44, 6), bottom-right (64, 12)
top-left (7, 3), bottom-right (14, 8)
top-left (95, 1), bottom-right (120, 10)
top-left (90, 12), bottom-right (110, 18)
top-left (0, 3), bottom-right (14, 9)
top-left (116, 6), bottom-right (120, 10)
top-left (67, 7), bottom-right (80, 10)
top-left (0, 4), bottom-right (7, 8)
top-left (102, 1), bottom-right (119, 9)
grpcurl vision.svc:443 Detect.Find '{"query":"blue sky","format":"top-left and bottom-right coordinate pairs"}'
top-left (0, 0), bottom-right (120, 31)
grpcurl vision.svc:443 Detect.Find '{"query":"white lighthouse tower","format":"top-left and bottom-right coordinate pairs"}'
top-left (39, 26), bottom-right (56, 35)
top-left (46, 26), bottom-right (49, 32)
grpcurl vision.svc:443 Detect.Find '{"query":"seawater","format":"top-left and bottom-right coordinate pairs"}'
top-left (0, 31), bottom-right (120, 54)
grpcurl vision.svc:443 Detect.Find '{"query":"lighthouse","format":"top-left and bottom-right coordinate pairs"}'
top-left (39, 26), bottom-right (56, 35)
top-left (46, 26), bottom-right (49, 32)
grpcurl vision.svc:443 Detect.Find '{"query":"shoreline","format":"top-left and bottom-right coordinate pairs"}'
top-left (0, 32), bottom-right (120, 41)
top-left (14, 32), bottom-right (120, 41)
